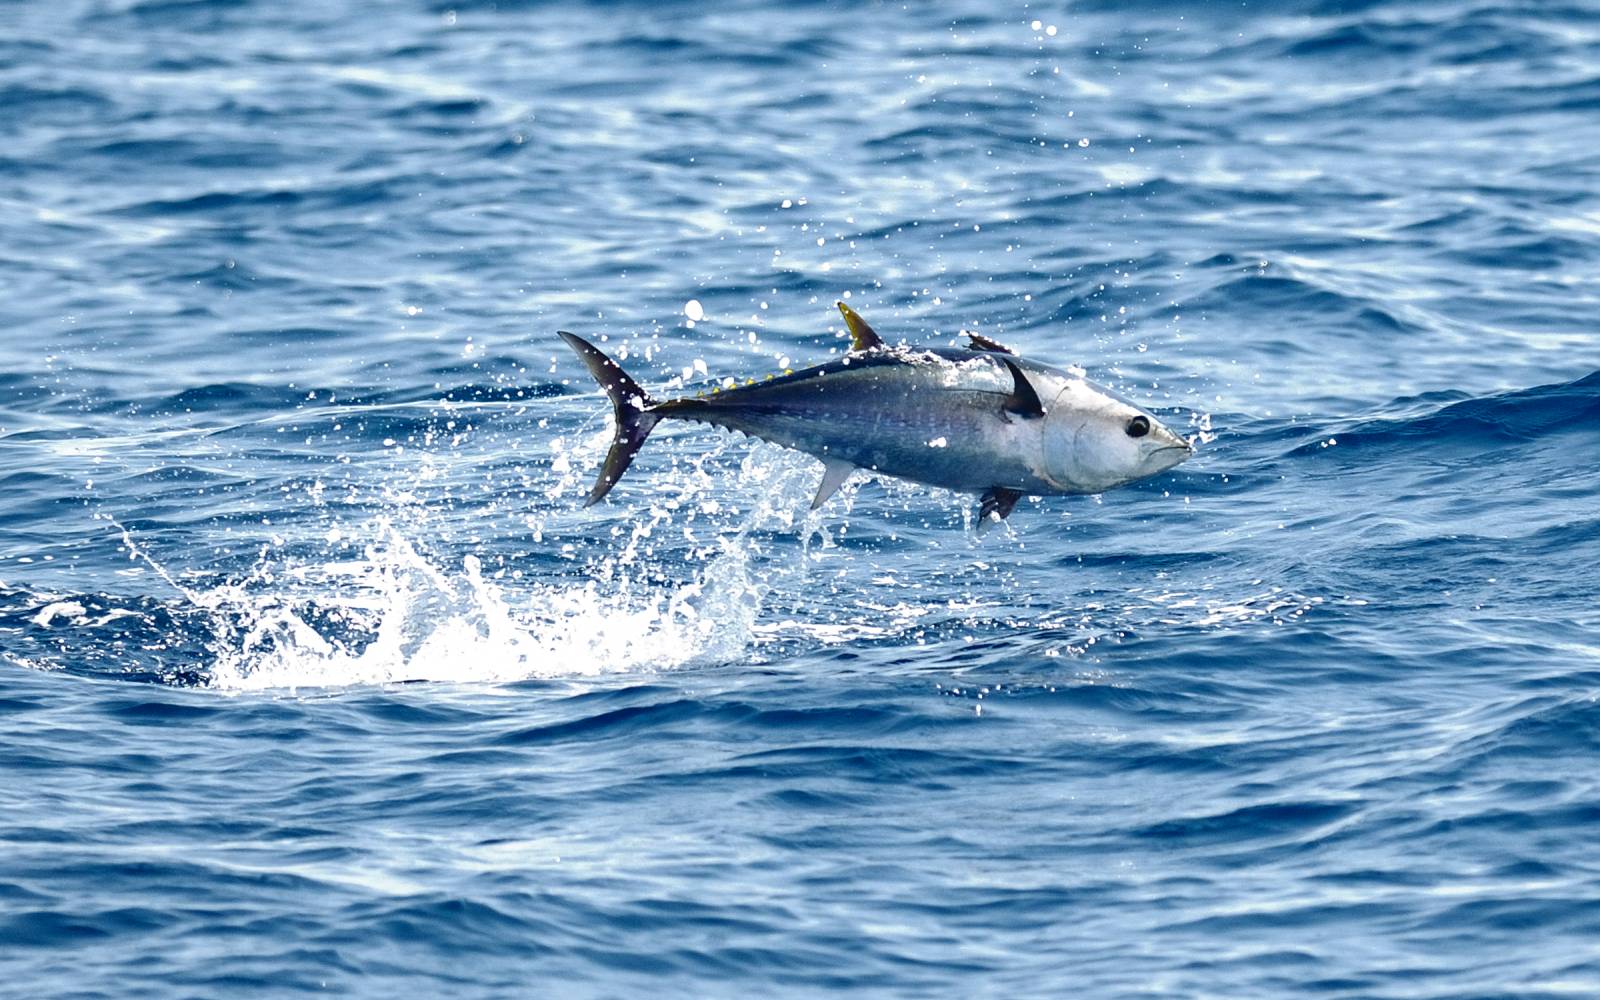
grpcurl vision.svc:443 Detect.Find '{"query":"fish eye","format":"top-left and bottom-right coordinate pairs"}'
top-left (1125, 415), bottom-right (1150, 438)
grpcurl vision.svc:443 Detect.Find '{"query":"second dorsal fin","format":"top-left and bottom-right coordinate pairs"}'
top-left (836, 302), bottom-right (884, 352)
top-left (966, 331), bottom-right (1015, 354)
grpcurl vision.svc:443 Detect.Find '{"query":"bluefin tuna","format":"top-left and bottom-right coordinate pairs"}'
top-left (558, 303), bottom-right (1192, 527)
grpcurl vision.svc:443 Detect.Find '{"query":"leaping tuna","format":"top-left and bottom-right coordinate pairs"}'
top-left (558, 303), bottom-right (1192, 528)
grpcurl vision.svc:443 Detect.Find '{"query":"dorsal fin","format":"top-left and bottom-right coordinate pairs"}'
top-left (1000, 358), bottom-right (1046, 420)
top-left (836, 302), bottom-right (883, 352)
top-left (966, 331), bottom-right (1015, 354)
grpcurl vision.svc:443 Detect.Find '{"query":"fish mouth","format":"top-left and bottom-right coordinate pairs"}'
top-left (1157, 428), bottom-right (1196, 454)
top-left (1145, 440), bottom-right (1194, 474)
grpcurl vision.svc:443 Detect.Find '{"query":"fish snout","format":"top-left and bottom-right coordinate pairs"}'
top-left (1145, 421), bottom-right (1195, 473)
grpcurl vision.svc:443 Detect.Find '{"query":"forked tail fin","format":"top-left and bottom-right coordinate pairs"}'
top-left (557, 331), bottom-right (660, 507)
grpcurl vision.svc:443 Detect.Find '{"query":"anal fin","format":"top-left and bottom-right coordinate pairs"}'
top-left (811, 458), bottom-right (855, 510)
top-left (977, 487), bottom-right (1022, 533)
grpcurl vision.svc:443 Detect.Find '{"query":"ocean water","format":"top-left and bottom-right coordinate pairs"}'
top-left (2, 0), bottom-right (1599, 995)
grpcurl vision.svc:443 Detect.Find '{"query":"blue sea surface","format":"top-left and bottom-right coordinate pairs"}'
top-left (3, 0), bottom-right (1599, 996)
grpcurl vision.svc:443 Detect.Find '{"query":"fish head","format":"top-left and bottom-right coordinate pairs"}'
top-left (1039, 378), bottom-right (1193, 492)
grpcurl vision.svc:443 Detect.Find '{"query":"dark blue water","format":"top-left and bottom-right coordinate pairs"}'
top-left (3, 1), bottom-right (1599, 995)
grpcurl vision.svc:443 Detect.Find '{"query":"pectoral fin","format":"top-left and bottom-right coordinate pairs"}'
top-left (811, 457), bottom-right (855, 510)
top-left (977, 487), bottom-right (1022, 533)
top-left (1000, 358), bottom-right (1046, 420)
top-left (836, 302), bottom-right (884, 352)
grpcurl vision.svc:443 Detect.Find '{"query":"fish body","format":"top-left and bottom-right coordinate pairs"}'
top-left (559, 303), bottom-right (1192, 526)
top-left (659, 348), bottom-right (1082, 494)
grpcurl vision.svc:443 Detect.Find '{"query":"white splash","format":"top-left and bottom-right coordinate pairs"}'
top-left (199, 524), bottom-right (764, 692)
top-left (98, 498), bottom-right (768, 694)
top-left (89, 434), bottom-right (939, 693)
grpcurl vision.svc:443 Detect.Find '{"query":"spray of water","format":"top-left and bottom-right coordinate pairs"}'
top-left (197, 525), bottom-right (763, 691)
top-left (95, 440), bottom-right (837, 693)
